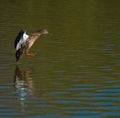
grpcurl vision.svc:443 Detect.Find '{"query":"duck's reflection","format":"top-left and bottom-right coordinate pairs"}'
top-left (13, 66), bottom-right (34, 110)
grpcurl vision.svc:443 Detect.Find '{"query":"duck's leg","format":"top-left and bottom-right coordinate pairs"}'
top-left (24, 46), bottom-right (36, 56)
top-left (26, 53), bottom-right (36, 56)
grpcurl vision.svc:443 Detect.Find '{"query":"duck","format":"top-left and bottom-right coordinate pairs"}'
top-left (14, 29), bottom-right (48, 62)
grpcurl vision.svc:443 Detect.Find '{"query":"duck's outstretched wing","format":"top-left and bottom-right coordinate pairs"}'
top-left (25, 33), bottom-right (41, 54)
top-left (14, 29), bottom-right (24, 50)
top-left (24, 29), bottom-right (48, 54)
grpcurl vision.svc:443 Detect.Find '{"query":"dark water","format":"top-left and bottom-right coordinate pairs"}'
top-left (0, 1), bottom-right (120, 118)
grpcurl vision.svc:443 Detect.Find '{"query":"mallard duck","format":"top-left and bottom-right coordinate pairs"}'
top-left (14, 29), bottom-right (48, 62)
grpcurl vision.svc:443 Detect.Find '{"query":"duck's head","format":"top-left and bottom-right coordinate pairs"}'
top-left (37, 29), bottom-right (49, 35)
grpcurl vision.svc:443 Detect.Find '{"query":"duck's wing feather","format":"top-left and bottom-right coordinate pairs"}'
top-left (14, 30), bottom-right (29, 51)
top-left (14, 30), bottom-right (24, 50)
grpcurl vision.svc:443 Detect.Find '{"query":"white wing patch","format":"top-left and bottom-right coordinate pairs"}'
top-left (23, 32), bottom-right (29, 41)
top-left (16, 32), bottom-right (29, 51)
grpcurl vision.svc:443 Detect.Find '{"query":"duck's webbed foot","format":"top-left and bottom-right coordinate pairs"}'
top-left (26, 53), bottom-right (36, 57)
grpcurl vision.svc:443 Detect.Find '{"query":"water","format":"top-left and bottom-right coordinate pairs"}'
top-left (0, 1), bottom-right (120, 118)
